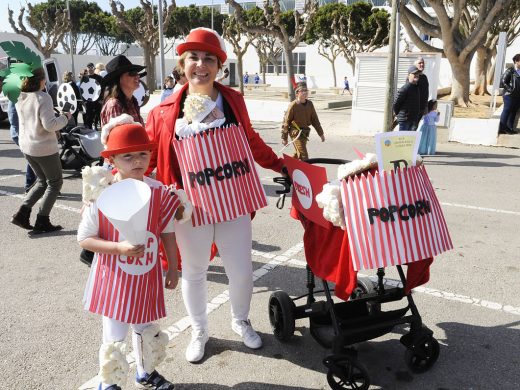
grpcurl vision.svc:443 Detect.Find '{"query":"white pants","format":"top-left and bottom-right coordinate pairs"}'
top-left (175, 214), bottom-right (253, 331)
top-left (102, 316), bottom-right (152, 378)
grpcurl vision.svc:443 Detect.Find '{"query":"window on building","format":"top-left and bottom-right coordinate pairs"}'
top-left (265, 52), bottom-right (306, 74)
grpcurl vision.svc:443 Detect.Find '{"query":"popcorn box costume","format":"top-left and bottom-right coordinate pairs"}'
top-left (146, 28), bottom-right (284, 362)
top-left (81, 176), bottom-right (180, 323)
top-left (78, 115), bottom-right (184, 389)
top-left (172, 124), bottom-right (268, 227)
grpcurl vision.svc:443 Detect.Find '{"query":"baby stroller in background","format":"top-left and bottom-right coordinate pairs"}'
top-left (58, 120), bottom-right (104, 171)
top-left (270, 158), bottom-right (439, 390)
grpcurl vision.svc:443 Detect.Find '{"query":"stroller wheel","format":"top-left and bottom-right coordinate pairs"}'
top-left (268, 291), bottom-right (295, 341)
top-left (404, 336), bottom-right (440, 373)
top-left (325, 356), bottom-right (370, 390)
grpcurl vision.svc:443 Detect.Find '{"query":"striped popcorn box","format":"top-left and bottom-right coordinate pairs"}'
top-left (340, 165), bottom-right (452, 271)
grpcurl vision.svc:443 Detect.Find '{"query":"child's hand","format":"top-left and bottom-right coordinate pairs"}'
top-left (117, 241), bottom-right (145, 257)
top-left (165, 268), bottom-right (179, 289)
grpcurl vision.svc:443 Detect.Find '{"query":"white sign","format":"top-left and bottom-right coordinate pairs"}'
top-left (292, 169), bottom-right (312, 210)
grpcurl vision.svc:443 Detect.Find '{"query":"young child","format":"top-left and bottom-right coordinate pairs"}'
top-left (160, 76), bottom-right (175, 102)
top-left (78, 114), bottom-right (185, 390)
top-left (418, 99), bottom-right (439, 155)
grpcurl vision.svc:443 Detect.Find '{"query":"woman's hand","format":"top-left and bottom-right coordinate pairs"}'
top-left (320, 134), bottom-right (326, 142)
top-left (165, 268), bottom-right (179, 289)
top-left (116, 241), bottom-right (145, 257)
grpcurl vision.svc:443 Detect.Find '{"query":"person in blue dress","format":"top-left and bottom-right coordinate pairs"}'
top-left (254, 73), bottom-right (260, 86)
top-left (418, 100), bottom-right (439, 155)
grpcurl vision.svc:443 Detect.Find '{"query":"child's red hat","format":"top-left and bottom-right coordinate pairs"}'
top-left (101, 114), bottom-right (156, 158)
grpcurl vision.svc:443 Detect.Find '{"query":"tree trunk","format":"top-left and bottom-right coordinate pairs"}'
top-left (449, 58), bottom-right (472, 106)
top-left (262, 63), bottom-right (266, 84)
top-left (487, 57), bottom-right (496, 86)
top-left (331, 60), bottom-right (337, 88)
top-left (284, 44), bottom-right (295, 101)
top-left (143, 45), bottom-right (156, 93)
top-left (237, 52), bottom-right (244, 95)
top-left (473, 47), bottom-right (492, 95)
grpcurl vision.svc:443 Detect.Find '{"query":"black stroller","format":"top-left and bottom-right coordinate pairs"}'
top-left (269, 158), bottom-right (440, 390)
top-left (58, 122), bottom-right (104, 171)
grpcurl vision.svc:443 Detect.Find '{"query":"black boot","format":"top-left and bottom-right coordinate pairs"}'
top-left (11, 205), bottom-right (34, 229)
top-left (32, 214), bottom-right (63, 234)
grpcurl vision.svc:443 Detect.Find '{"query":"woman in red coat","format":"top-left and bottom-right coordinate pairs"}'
top-left (146, 28), bottom-right (284, 363)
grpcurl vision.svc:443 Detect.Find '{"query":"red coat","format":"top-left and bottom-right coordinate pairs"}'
top-left (146, 82), bottom-right (284, 188)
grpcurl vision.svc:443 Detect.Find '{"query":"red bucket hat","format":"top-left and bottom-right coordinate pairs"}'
top-left (177, 27), bottom-right (227, 63)
top-left (101, 114), bottom-right (157, 158)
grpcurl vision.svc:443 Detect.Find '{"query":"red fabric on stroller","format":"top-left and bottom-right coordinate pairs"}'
top-left (291, 207), bottom-right (433, 301)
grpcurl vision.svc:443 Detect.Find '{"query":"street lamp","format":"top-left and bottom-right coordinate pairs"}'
top-left (211, 0), bottom-right (214, 30)
top-left (66, 0), bottom-right (75, 77)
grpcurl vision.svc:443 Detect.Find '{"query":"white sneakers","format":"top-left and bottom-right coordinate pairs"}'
top-left (231, 319), bottom-right (262, 349)
top-left (185, 329), bottom-right (209, 363)
top-left (186, 320), bottom-right (262, 363)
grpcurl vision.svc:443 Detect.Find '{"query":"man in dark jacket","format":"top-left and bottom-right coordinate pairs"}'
top-left (499, 53), bottom-right (520, 135)
top-left (416, 57), bottom-right (429, 122)
top-left (393, 65), bottom-right (421, 131)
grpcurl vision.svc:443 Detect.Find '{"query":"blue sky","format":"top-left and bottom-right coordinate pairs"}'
top-left (2, 0), bottom-right (220, 33)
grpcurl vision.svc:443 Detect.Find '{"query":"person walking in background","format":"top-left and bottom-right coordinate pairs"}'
top-left (281, 82), bottom-right (325, 161)
top-left (415, 57), bottom-right (429, 125)
top-left (418, 99), bottom-right (439, 155)
top-left (95, 62), bottom-right (107, 77)
top-left (8, 101), bottom-right (36, 193)
top-left (83, 63), bottom-right (103, 130)
top-left (161, 75), bottom-right (175, 102)
top-left (172, 67), bottom-right (188, 93)
top-left (243, 71), bottom-right (249, 85)
top-left (216, 67), bottom-right (229, 83)
top-left (499, 53), bottom-right (520, 135)
top-left (342, 76), bottom-right (352, 95)
top-left (11, 67), bottom-right (71, 233)
top-left (393, 65), bottom-right (421, 131)
top-left (254, 72), bottom-right (260, 86)
top-left (62, 71), bottom-right (83, 125)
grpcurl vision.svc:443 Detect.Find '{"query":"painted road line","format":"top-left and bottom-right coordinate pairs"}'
top-left (0, 174), bottom-right (23, 182)
top-left (0, 188), bottom-right (81, 214)
top-left (79, 242), bottom-right (305, 390)
top-left (440, 202), bottom-right (520, 216)
top-left (286, 259), bottom-right (520, 317)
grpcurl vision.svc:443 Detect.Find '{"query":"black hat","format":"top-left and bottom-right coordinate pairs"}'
top-left (408, 65), bottom-right (420, 74)
top-left (295, 82), bottom-right (308, 92)
top-left (103, 55), bottom-right (146, 87)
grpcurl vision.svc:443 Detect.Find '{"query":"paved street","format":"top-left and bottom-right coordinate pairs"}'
top-left (1, 108), bottom-right (519, 390)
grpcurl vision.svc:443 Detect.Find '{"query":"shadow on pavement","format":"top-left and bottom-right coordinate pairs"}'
top-left (175, 383), bottom-right (317, 390)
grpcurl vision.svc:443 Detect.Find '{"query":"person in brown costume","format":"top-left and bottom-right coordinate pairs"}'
top-left (281, 82), bottom-right (325, 160)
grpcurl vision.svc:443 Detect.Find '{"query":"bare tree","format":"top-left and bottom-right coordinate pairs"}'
top-left (110, 0), bottom-right (176, 92)
top-left (222, 15), bottom-right (254, 95)
top-left (332, 3), bottom-right (389, 76)
top-left (400, 0), bottom-right (512, 106)
top-left (226, 0), bottom-right (318, 101)
top-left (473, 2), bottom-right (520, 95)
top-left (8, 4), bottom-right (70, 58)
top-left (251, 35), bottom-right (283, 82)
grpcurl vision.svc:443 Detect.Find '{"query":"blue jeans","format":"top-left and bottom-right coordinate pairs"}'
top-left (499, 94), bottom-right (520, 132)
top-left (11, 137), bottom-right (37, 192)
top-left (399, 121), bottom-right (417, 131)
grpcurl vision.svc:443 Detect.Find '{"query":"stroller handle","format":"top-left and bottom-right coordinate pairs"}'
top-left (273, 158), bottom-right (350, 209)
top-left (305, 158), bottom-right (350, 165)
